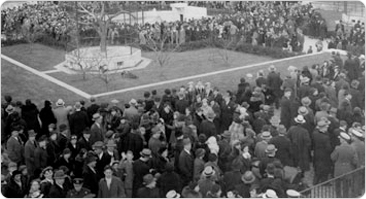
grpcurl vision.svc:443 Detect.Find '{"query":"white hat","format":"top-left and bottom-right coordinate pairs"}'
top-left (56, 99), bottom-right (65, 106)
top-left (262, 189), bottom-right (278, 198)
top-left (269, 65), bottom-right (276, 71)
top-left (351, 129), bottom-right (363, 138)
top-left (166, 190), bottom-right (180, 198)
top-left (286, 189), bottom-right (301, 198)
top-left (339, 132), bottom-right (351, 141)
top-left (111, 99), bottom-right (119, 104)
top-left (294, 115), bottom-right (306, 124)
top-left (288, 65), bottom-right (297, 72)
top-left (129, 99), bottom-right (137, 105)
top-left (246, 73), bottom-right (253, 78)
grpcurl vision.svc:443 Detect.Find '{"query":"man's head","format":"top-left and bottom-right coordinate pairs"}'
top-left (53, 170), bottom-right (66, 185)
top-left (83, 128), bottom-right (91, 139)
top-left (143, 174), bottom-right (156, 188)
top-left (104, 166), bottom-right (113, 179)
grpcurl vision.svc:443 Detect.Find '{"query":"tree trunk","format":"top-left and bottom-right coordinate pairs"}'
top-left (100, 33), bottom-right (107, 53)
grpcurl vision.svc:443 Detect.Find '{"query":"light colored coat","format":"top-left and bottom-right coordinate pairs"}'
top-left (331, 143), bottom-right (358, 177)
top-left (52, 106), bottom-right (69, 131)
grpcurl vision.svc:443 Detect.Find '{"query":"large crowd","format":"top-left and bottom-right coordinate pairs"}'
top-left (1, 1), bottom-right (365, 198)
top-left (136, 1), bottom-right (316, 52)
top-left (1, 48), bottom-right (365, 198)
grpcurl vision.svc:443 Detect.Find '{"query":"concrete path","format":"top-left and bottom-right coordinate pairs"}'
top-left (1, 54), bottom-right (92, 99)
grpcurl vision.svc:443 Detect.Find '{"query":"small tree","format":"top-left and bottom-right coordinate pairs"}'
top-left (144, 33), bottom-right (181, 79)
top-left (215, 36), bottom-right (236, 67)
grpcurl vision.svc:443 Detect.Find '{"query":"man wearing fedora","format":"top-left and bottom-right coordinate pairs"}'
top-left (6, 124), bottom-right (24, 165)
top-left (48, 169), bottom-right (70, 198)
top-left (259, 144), bottom-right (280, 177)
top-left (234, 171), bottom-right (256, 198)
top-left (198, 166), bottom-right (217, 197)
top-left (254, 131), bottom-right (272, 161)
top-left (287, 115), bottom-right (311, 172)
top-left (331, 132), bottom-right (358, 198)
top-left (52, 98), bottom-right (69, 132)
top-left (137, 174), bottom-right (160, 198)
top-left (24, 130), bottom-right (37, 177)
top-left (267, 65), bottom-right (283, 109)
top-left (90, 113), bottom-right (105, 145)
top-left (280, 88), bottom-right (293, 130)
top-left (269, 125), bottom-right (293, 167)
top-left (93, 141), bottom-right (112, 177)
top-left (132, 148), bottom-right (152, 197)
top-left (199, 109), bottom-right (217, 138)
top-left (77, 128), bottom-right (92, 151)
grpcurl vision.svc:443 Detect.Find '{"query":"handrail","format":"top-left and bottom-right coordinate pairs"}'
top-left (300, 166), bottom-right (365, 195)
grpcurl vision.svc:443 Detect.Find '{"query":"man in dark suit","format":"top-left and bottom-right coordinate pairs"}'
top-left (90, 113), bottom-right (104, 145)
top-left (77, 128), bottom-right (92, 151)
top-left (83, 155), bottom-right (101, 195)
top-left (280, 88), bottom-right (293, 130)
top-left (93, 141), bottom-right (111, 177)
top-left (267, 65), bottom-right (283, 108)
top-left (220, 91), bottom-right (236, 133)
top-left (6, 124), bottom-right (24, 164)
top-left (132, 149), bottom-right (152, 197)
top-left (269, 125), bottom-right (293, 167)
top-left (69, 102), bottom-right (90, 137)
top-left (86, 97), bottom-right (100, 126)
top-left (178, 138), bottom-right (194, 186)
top-left (199, 110), bottom-right (217, 138)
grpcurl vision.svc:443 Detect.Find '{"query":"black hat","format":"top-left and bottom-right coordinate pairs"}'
top-left (73, 178), bottom-right (84, 184)
top-left (12, 170), bottom-right (22, 177)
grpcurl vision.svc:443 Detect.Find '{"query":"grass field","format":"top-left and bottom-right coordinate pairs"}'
top-left (1, 44), bottom-right (66, 71)
top-left (2, 43), bottom-right (334, 108)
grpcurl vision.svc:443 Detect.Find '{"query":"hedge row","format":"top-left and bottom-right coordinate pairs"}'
top-left (138, 39), bottom-right (302, 59)
top-left (2, 34), bottom-right (301, 59)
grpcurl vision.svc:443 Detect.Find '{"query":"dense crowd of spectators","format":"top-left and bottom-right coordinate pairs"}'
top-left (1, 2), bottom-right (71, 41)
top-left (327, 20), bottom-right (365, 50)
top-left (1, 46), bottom-right (365, 198)
top-left (136, 1), bottom-right (316, 52)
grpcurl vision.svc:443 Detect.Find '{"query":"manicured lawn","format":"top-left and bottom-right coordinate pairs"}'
top-left (47, 48), bottom-right (274, 94)
top-left (1, 43), bottom-right (66, 71)
top-left (96, 51), bottom-right (334, 101)
top-left (1, 59), bottom-right (80, 107)
top-left (1, 42), bottom-right (335, 109)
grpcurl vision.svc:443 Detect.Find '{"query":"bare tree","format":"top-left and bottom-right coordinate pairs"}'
top-left (67, 1), bottom-right (135, 53)
top-left (215, 36), bottom-right (235, 67)
top-left (144, 32), bottom-right (181, 79)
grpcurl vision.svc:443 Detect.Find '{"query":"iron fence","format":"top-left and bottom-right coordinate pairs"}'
top-left (300, 167), bottom-right (365, 198)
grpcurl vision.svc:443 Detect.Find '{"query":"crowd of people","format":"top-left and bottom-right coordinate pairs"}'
top-left (327, 19), bottom-right (365, 50)
top-left (136, 1), bottom-right (316, 52)
top-left (1, 2), bottom-right (71, 41)
top-left (1, 46), bottom-right (365, 198)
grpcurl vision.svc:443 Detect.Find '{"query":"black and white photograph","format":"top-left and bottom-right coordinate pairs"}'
top-left (0, 1), bottom-right (365, 198)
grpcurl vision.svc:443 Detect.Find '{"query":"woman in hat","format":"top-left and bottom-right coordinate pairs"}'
top-left (55, 148), bottom-right (73, 175)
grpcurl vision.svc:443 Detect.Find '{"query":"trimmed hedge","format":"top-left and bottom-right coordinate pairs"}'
top-left (137, 39), bottom-right (302, 59)
top-left (3, 33), bottom-right (301, 59)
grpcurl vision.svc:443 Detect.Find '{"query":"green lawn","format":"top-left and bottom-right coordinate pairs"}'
top-left (1, 43), bottom-right (66, 71)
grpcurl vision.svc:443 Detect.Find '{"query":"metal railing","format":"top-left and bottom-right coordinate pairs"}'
top-left (300, 167), bottom-right (365, 198)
